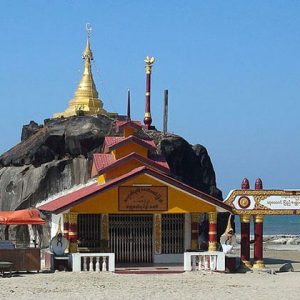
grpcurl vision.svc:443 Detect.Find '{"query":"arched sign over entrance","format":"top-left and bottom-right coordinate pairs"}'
top-left (224, 186), bottom-right (300, 270)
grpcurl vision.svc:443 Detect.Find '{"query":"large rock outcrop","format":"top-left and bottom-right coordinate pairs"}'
top-left (148, 131), bottom-right (222, 199)
top-left (0, 115), bottom-right (223, 245)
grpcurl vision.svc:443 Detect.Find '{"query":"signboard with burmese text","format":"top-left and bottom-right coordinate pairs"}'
top-left (224, 190), bottom-right (300, 215)
top-left (119, 186), bottom-right (168, 211)
top-left (260, 195), bottom-right (300, 210)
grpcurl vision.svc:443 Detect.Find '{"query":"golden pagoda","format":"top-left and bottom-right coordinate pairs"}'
top-left (53, 30), bottom-right (106, 118)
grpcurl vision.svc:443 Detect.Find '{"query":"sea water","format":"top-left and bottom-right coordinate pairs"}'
top-left (234, 215), bottom-right (300, 235)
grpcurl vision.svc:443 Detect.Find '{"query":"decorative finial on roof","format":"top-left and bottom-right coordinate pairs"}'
top-left (241, 178), bottom-right (250, 189)
top-left (144, 56), bottom-right (155, 129)
top-left (255, 178), bottom-right (263, 190)
top-left (86, 23), bottom-right (92, 38)
top-left (83, 23), bottom-right (93, 60)
top-left (144, 56), bottom-right (155, 74)
top-left (127, 89), bottom-right (131, 121)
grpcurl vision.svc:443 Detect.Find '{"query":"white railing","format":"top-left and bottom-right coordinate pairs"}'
top-left (184, 251), bottom-right (225, 272)
top-left (71, 253), bottom-right (115, 272)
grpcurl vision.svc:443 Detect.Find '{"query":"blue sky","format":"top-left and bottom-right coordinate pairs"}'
top-left (1, 0), bottom-right (300, 196)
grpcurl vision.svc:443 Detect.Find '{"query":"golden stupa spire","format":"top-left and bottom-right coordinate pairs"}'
top-left (53, 24), bottom-right (106, 118)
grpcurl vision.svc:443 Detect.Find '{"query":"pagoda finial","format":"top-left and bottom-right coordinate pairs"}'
top-left (127, 89), bottom-right (131, 121)
top-left (53, 23), bottom-right (106, 118)
top-left (86, 23), bottom-right (92, 38)
top-left (144, 56), bottom-right (155, 129)
top-left (83, 23), bottom-right (93, 60)
top-left (73, 24), bottom-right (100, 107)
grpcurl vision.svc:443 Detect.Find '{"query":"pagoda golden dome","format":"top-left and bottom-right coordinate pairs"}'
top-left (53, 36), bottom-right (106, 118)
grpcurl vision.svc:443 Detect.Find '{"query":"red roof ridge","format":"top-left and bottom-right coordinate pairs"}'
top-left (37, 179), bottom-right (98, 208)
top-left (104, 136), bottom-right (125, 147)
top-left (95, 151), bottom-right (170, 174)
top-left (116, 120), bottom-right (142, 131)
top-left (108, 135), bottom-right (156, 151)
top-left (93, 153), bottom-right (115, 171)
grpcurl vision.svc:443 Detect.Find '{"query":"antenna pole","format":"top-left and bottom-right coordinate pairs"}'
top-left (127, 89), bottom-right (131, 121)
top-left (163, 89), bottom-right (168, 134)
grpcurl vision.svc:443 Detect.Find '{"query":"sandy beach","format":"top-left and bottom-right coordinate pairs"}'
top-left (1, 245), bottom-right (300, 300)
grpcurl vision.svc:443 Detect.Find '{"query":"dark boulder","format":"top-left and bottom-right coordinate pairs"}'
top-left (0, 115), bottom-right (116, 167)
top-left (21, 121), bottom-right (43, 141)
top-left (147, 131), bottom-right (222, 199)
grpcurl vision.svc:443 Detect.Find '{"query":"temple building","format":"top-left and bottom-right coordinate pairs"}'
top-left (38, 117), bottom-right (231, 264)
top-left (38, 29), bottom-right (232, 266)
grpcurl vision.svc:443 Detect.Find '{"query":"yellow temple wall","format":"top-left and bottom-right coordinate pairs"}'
top-left (70, 174), bottom-right (216, 214)
top-left (112, 143), bottom-right (148, 160)
top-left (101, 160), bottom-right (145, 181)
top-left (124, 127), bottom-right (135, 137)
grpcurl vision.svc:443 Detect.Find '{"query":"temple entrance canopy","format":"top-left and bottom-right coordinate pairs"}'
top-left (224, 178), bottom-right (300, 269)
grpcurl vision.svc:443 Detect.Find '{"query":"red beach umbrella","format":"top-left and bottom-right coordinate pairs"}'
top-left (0, 209), bottom-right (45, 225)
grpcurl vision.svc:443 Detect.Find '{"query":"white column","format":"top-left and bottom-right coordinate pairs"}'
top-left (108, 253), bottom-right (115, 272)
top-left (71, 253), bottom-right (81, 272)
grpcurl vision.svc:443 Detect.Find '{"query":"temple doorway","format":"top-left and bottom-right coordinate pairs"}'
top-left (109, 214), bottom-right (153, 263)
top-left (161, 214), bottom-right (185, 254)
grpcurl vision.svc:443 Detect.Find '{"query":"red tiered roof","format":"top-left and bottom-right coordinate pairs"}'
top-left (93, 153), bottom-right (115, 171)
top-left (148, 154), bottom-right (170, 169)
top-left (94, 152), bottom-right (170, 175)
top-left (102, 135), bottom-right (156, 153)
top-left (108, 135), bottom-right (156, 151)
top-left (116, 120), bottom-right (142, 131)
top-left (104, 136), bottom-right (125, 147)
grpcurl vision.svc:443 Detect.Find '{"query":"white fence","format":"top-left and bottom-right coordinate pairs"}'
top-left (184, 251), bottom-right (225, 272)
top-left (71, 253), bottom-right (115, 272)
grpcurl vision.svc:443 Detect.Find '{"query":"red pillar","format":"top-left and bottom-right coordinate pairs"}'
top-left (253, 215), bottom-right (265, 269)
top-left (253, 178), bottom-right (264, 269)
top-left (239, 178), bottom-right (251, 268)
top-left (240, 215), bottom-right (251, 268)
top-left (208, 212), bottom-right (217, 251)
top-left (144, 56), bottom-right (155, 129)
